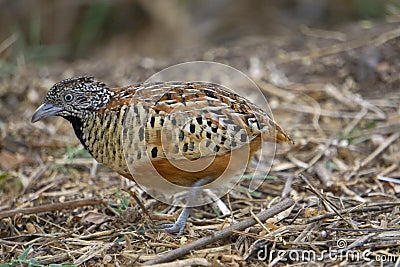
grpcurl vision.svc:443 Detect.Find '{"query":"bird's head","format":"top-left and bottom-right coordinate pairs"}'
top-left (31, 76), bottom-right (114, 123)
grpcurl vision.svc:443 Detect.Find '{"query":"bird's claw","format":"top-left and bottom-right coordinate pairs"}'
top-left (158, 222), bottom-right (186, 236)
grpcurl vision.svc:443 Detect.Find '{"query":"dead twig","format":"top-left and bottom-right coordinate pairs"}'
top-left (123, 188), bottom-right (152, 220)
top-left (145, 258), bottom-right (211, 267)
top-left (298, 174), bottom-right (356, 227)
top-left (346, 132), bottom-right (400, 180)
top-left (0, 33), bottom-right (18, 54)
top-left (306, 204), bottom-right (398, 224)
top-left (0, 198), bottom-right (103, 219)
top-left (360, 132), bottom-right (400, 168)
top-left (278, 27), bottom-right (400, 63)
top-left (36, 247), bottom-right (90, 265)
top-left (143, 197), bottom-right (295, 265)
top-left (74, 243), bottom-right (113, 266)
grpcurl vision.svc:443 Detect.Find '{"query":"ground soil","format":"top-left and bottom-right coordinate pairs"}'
top-left (0, 21), bottom-right (399, 266)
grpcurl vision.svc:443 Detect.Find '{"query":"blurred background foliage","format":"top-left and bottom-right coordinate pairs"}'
top-left (0, 0), bottom-right (400, 71)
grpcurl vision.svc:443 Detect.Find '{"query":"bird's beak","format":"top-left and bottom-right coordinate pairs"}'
top-left (31, 103), bottom-right (64, 123)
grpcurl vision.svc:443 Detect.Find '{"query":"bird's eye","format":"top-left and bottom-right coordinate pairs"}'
top-left (64, 93), bottom-right (74, 102)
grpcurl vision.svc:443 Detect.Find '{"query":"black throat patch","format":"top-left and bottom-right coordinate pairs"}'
top-left (65, 116), bottom-right (87, 151)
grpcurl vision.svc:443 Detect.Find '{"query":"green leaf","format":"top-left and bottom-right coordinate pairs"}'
top-left (18, 246), bottom-right (32, 260)
top-left (240, 174), bottom-right (277, 180)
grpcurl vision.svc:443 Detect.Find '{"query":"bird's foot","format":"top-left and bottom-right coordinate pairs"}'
top-left (157, 207), bottom-right (190, 235)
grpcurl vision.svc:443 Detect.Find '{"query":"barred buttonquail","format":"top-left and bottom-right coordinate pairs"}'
top-left (32, 76), bottom-right (293, 234)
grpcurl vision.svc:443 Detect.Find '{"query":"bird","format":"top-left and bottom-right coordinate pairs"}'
top-left (31, 76), bottom-right (293, 234)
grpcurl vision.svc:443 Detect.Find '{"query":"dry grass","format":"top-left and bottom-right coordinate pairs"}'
top-left (1, 21), bottom-right (400, 266)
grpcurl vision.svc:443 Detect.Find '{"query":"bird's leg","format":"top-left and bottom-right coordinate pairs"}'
top-left (159, 177), bottom-right (211, 235)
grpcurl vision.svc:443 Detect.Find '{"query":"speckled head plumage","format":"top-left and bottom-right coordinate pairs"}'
top-left (31, 76), bottom-right (114, 122)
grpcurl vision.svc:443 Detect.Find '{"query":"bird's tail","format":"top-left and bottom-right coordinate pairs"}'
top-left (262, 119), bottom-right (295, 145)
top-left (274, 122), bottom-right (294, 144)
